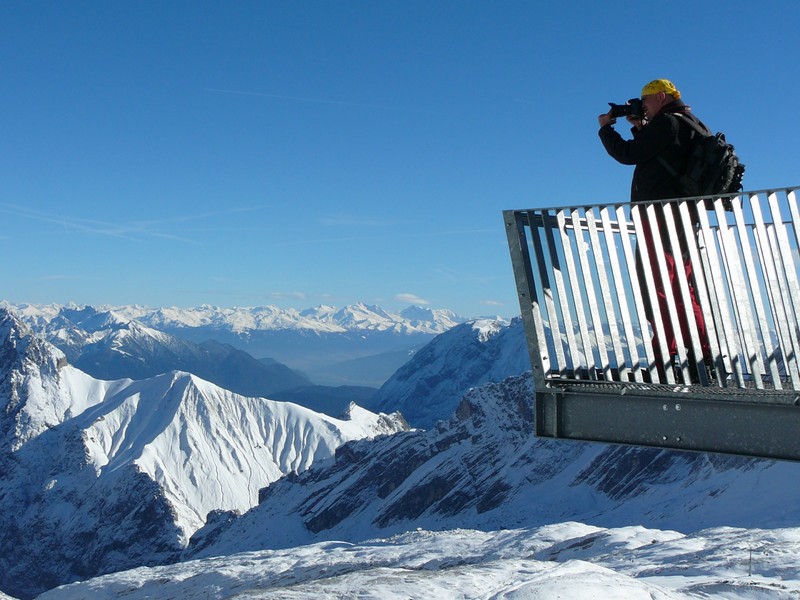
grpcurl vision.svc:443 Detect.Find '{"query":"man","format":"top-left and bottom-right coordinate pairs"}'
top-left (598, 79), bottom-right (711, 382)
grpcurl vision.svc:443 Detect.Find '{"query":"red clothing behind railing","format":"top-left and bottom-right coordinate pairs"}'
top-left (637, 206), bottom-right (711, 369)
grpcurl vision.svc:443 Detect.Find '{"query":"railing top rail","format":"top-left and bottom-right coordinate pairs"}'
top-left (504, 185), bottom-right (800, 213)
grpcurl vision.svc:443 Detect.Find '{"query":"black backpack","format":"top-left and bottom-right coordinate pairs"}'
top-left (659, 113), bottom-right (745, 201)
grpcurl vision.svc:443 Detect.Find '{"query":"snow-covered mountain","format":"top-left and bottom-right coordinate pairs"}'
top-left (0, 308), bottom-right (407, 599)
top-left (7, 302), bottom-right (473, 386)
top-left (138, 303), bottom-right (465, 335)
top-left (184, 373), bottom-right (800, 565)
top-left (7, 301), bottom-right (466, 336)
top-left (365, 317), bottom-right (530, 427)
top-left (269, 384), bottom-right (378, 418)
top-left (37, 523), bottom-right (800, 599)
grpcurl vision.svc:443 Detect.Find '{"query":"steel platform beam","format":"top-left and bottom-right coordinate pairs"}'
top-left (535, 384), bottom-right (800, 461)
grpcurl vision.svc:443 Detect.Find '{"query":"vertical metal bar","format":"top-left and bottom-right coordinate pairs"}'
top-left (504, 210), bottom-right (548, 390)
top-left (750, 194), bottom-right (792, 387)
top-left (617, 205), bottom-right (657, 381)
top-left (733, 196), bottom-right (773, 387)
top-left (721, 199), bottom-right (765, 387)
top-left (557, 210), bottom-right (595, 378)
top-left (752, 213), bottom-right (786, 387)
top-left (764, 225), bottom-right (798, 385)
top-left (601, 206), bottom-right (641, 381)
top-left (661, 201), bottom-right (702, 384)
top-left (542, 210), bottom-right (578, 376)
top-left (766, 191), bottom-right (800, 388)
top-left (647, 203), bottom-right (684, 381)
top-left (586, 208), bottom-right (626, 380)
top-left (678, 200), bottom-right (723, 386)
top-left (695, 201), bottom-right (741, 385)
top-left (527, 210), bottom-right (567, 375)
top-left (572, 208), bottom-right (611, 379)
top-left (631, 204), bottom-right (675, 383)
top-left (718, 225), bottom-right (750, 386)
top-left (780, 189), bottom-right (800, 389)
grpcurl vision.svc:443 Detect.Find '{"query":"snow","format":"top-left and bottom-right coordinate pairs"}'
top-left (6, 302), bottom-right (800, 599)
top-left (10, 302), bottom-right (468, 336)
top-left (470, 317), bottom-right (505, 342)
top-left (369, 318), bottom-right (530, 427)
top-left (36, 524), bottom-right (800, 599)
top-left (46, 369), bottom-right (405, 538)
top-left (1, 307), bottom-right (408, 549)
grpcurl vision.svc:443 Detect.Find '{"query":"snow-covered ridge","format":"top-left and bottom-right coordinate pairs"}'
top-left (75, 370), bottom-right (407, 535)
top-left (38, 523), bottom-right (800, 600)
top-left (5, 301), bottom-right (473, 335)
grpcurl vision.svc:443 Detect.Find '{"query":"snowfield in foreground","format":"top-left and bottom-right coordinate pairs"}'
top-left (38, 523), bottom-right (800, 599)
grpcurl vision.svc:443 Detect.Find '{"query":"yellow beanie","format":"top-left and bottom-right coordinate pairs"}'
top-left (641, 79), bottom-right (681, 98)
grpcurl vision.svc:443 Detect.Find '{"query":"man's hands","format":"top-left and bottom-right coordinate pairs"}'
top-left (598, 111), bottom-right (616, 128)
top-left (598, 110), bottom-right (646, 130)
top-left (626, 115), bottom-right (645, 130)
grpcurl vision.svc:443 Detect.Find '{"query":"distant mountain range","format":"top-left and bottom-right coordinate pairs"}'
top-left (5, 304), bottom-right (311, 397)
top-left (7, 302), bottom-right (473, 387)
top-left (8, 302), bottom-right (466, 335)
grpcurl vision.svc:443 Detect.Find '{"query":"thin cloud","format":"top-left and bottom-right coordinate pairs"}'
top-left (0, 203), bottom-right (143, 241)
top-left (169, 206), bottom-right (266, 224)
top-left (480, 300), bottom-right (504, 307)
top-left (432, 267), bottom-right (461, 283)
top-left (395, 293), bottom-right (430, 305)
top-left (0, 203), bottom-right (266, 244)
top-left (268, 291), bottom-right (307, 301)
top-left (273, 234), bottom-right (385, 247)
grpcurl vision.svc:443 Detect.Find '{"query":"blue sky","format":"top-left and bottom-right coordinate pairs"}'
top-left (1, 1), bottom-right (798, 318)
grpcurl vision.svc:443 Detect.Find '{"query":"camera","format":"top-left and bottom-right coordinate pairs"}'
top-left (608, 98), bottom-right (644, 120)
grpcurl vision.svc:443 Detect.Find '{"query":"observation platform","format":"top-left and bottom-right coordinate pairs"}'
top-left (504, 187), bottom-right (800, 461)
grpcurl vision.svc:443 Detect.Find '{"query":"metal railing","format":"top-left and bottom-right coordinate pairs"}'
top-left (504, 187), bottom-right (800, 393)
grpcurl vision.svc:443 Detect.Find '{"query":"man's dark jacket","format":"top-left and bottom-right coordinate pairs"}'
top-left (599, 99), bottom-right (704, 202)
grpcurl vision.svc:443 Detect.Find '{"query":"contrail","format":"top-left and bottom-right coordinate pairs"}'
top-left (0, 203), bottom-right (141, 241)
top-left (0, 203), bottom-right (211, 244)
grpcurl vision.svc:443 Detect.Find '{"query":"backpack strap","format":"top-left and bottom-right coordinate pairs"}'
top-left (658, 155), bottom-right (679, 178)
top-left (656, 112), bottom-right (709, 178)
top-left (670, 112), bottom-right (711, 137)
